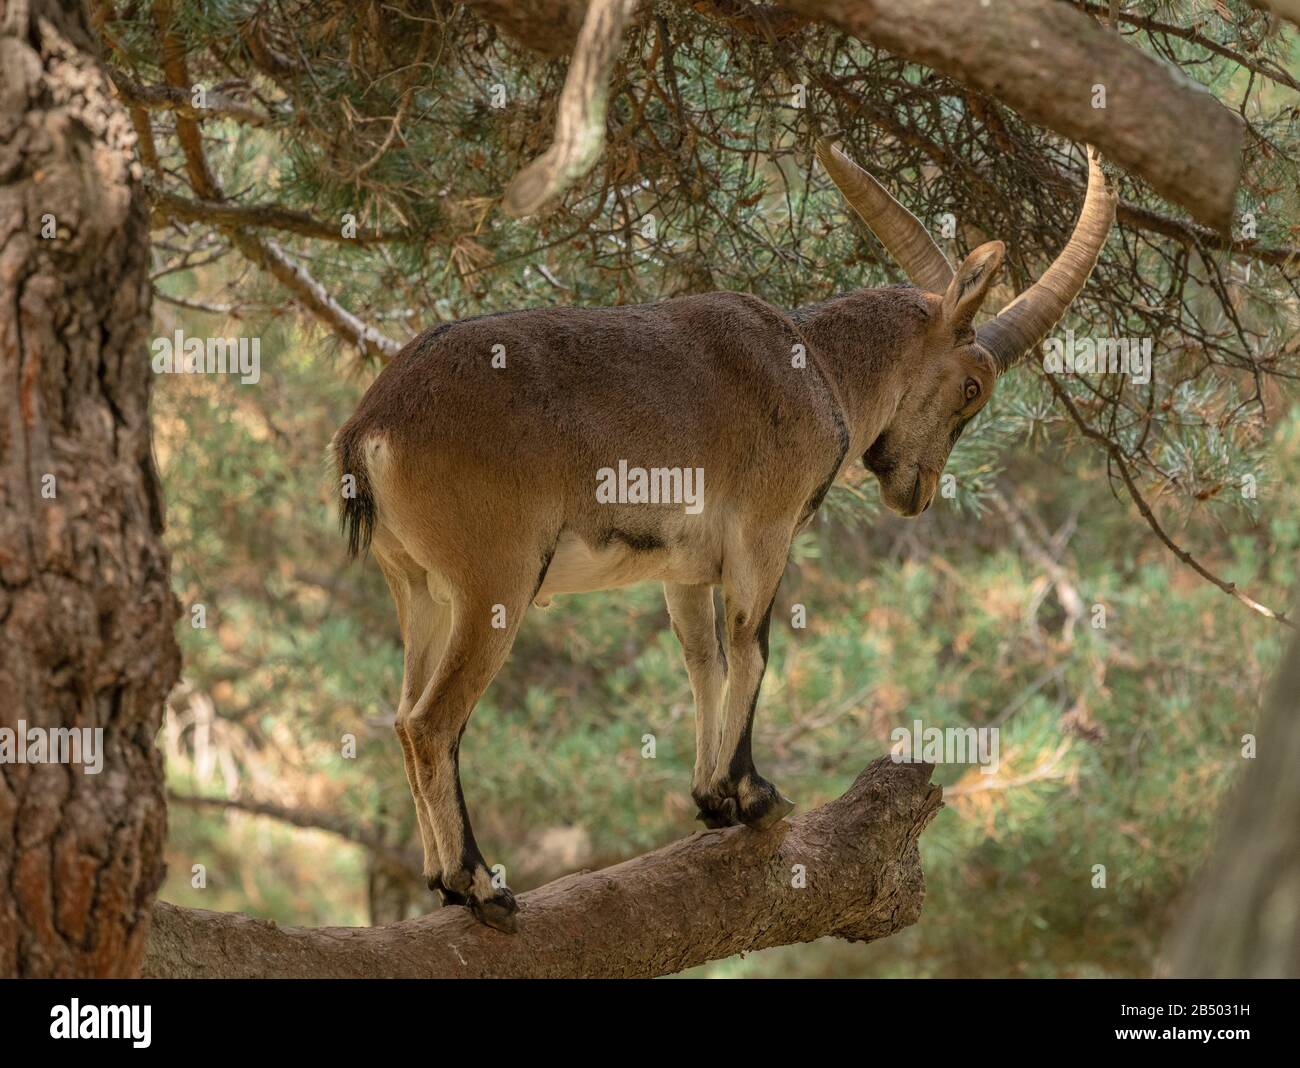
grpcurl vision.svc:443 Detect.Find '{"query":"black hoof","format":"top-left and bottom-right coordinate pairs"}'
top-left (695, 796), bottom-right (739, 828)
top-left (740, 791), bottom-right (795, 830)
top-left (471, 890), bottom-right (519, 934)
top-left (428, 875), bottom-right (468, 908)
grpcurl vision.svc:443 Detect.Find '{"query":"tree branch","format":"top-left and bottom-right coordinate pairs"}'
top-left (151, 190), bottom-right (410, 246)
top-left (989, 487), bottom-right (1086, 643)
top-left (1053, 169), bottom-right (1300, 271)
top-left (774, 0), bottom-right (1246, 229)
top-left (1071, 1), bottom-right (1300, 94)
top-left (689, 0), bottom-right (811, 39)
top-left (168, 792), bottom-right (423, 878)
top-left (1045, 373), bottom-right (1294, 628)
top-left (109, 68), bottom-right (272, 127)
top-left (461, 0), bottom-right (591, 58)
top-left (817, 68), bottom-right (1297, 271)
top-left (227, 233), bottom-right (402, 362)
top-left (503, 0), bottom-right (639, 217)
top-left (143, 757), bottom-right (942, 978)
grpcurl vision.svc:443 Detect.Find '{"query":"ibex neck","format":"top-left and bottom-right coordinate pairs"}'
top-left (790, 289), bottom-right (920, 459)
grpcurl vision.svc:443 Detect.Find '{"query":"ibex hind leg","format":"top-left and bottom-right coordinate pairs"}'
top-left (375, 549), bottom-right (453, 901)
top-left (404, 570), bottom-right (534, 933)
top-left (704, 529), bottom-right (796, 830)
top-left (664, 582), bottom-right (735, 828)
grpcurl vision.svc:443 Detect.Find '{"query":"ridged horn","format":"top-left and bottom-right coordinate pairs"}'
top-left (976, 147), bottom-right (1117, 372)
top-left (815, 138), bottom-right (954, 295)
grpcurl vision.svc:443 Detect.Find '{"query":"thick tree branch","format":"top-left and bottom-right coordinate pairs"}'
top-left (143, 757), bottom-right (942, 978)
top-left (503, 0), bottom-right (639, 217)
top-left (690, 0), bottom-right (810, 39)
top-left (483, 0), bottom-right (1244, 226)
top-left (1163, 622), bottom-right (1300, 977)
top-left (753, 0), bottom-right (1246, 229)
top-left (462, 0), bottom-right (592, 58)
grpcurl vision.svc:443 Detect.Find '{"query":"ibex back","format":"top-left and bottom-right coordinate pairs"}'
top-left (332, 141), bottom-right (1116, 931)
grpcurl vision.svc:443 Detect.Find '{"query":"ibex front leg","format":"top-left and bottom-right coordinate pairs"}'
top-left (664, 583), bottom-right (730, 827)
top-left (701, 529), bottom-right (795, 830)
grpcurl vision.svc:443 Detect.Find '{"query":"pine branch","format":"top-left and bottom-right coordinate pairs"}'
top-left (227, 233), bottom-right (402, 361)
top-left (150, 0), bottom-right (402, 363)
top-left (109, 68), bottom-right (273, 127)
top-left (1071, 1), bottom-right (1300, 95)
top-left (151, 190), bottom-right (411, 246)
top-left (1046, 373), bottom-right (1294, 629)
top-left (168, 792), bottom-right (423, 877)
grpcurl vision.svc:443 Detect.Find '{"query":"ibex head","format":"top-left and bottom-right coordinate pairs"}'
top-left (816, 139), bottom-right (1117, 515)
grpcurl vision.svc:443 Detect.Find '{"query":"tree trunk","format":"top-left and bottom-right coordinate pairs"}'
top-left (0, 0), bottom-right (179, 977)
top-left (1162, 625), bottom-right (1300, 977)
top-left (143, 758), bottom-right (942, 978)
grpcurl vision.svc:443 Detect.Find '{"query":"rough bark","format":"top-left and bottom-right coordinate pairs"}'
top-left (143, 757), bottom-right (942, 978)
top-left (0, 0), bottom-right (180, 977)
top-left (1162, 625), bottom-right (1300, 978)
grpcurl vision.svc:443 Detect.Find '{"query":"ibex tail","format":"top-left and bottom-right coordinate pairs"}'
top-left (330, 422), bottom-right (379, 559)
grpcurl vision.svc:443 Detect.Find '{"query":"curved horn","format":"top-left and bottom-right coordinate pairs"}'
top-left (815, 138), bottom-right (954, 295)
top-left (976, 147), bottom-right (1117, 372)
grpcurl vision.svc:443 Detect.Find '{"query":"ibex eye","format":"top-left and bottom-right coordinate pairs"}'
top-left (964, 378), bottom-right (981, 402)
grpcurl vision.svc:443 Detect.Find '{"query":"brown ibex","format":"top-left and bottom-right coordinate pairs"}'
top-left (332, 141), bottom-right (1116, 931)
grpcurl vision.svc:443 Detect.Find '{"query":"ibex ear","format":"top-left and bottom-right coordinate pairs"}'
top-left (941, 241), bottom-right (1005, 333)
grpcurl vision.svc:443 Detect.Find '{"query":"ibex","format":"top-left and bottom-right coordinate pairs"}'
top-left (332, 141), bottom-right (1116, 931)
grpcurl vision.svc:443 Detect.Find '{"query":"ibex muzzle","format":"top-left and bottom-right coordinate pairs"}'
top-left (331, 141), bottom-right (1116, 931)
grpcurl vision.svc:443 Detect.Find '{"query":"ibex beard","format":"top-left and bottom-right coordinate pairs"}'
top-left (330, 141), bottom-right (1115, 932)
